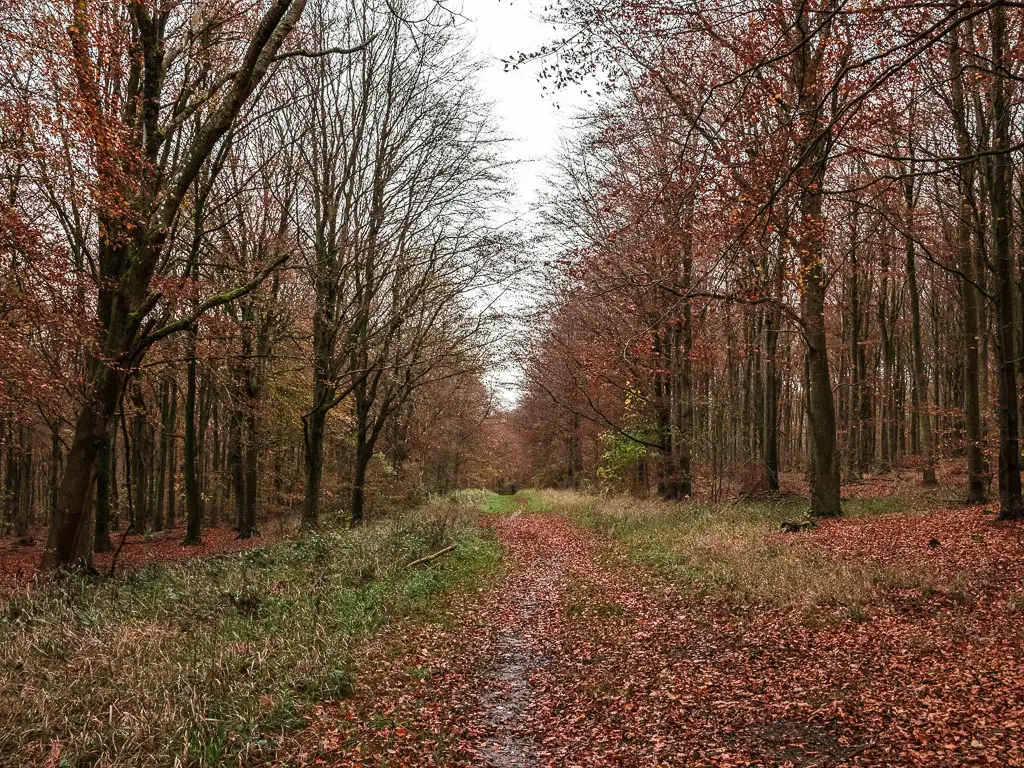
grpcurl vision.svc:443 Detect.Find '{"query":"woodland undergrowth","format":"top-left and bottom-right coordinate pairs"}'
top-left (0, 497), bottom-right (502, 767)
top-left (551, 488), bottom-right (1006, 610)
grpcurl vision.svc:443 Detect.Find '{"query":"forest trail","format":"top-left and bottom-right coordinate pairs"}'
top-left (298, 507), bottom-right (1024, 767)
top-left (476, 516), bottom-right (568, 767)
top-left (471, 514), bottom-right (870, 768)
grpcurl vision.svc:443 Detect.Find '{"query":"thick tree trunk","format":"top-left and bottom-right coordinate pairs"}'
top-left (43, 361), bottom-right (126, 569)
top-left (792, 9), bottom-right (841, 518)
top-left (989, 5), bottom-right (1023, 520)
top-left (800, 180), bottom-right (841, 517)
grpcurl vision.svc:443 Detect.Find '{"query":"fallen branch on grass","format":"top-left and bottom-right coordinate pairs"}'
top-left (780, 520), bottom-right (815, 533)
top-left (406, 544), bottom-right (456, 568)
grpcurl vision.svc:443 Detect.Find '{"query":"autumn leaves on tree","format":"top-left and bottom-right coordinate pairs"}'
top-left (515, 0), bottom-right (1024, 519)
top-left (0, 0), bottom-right (509, 568)
top-left (5, 0), bottom-right (1024, 575)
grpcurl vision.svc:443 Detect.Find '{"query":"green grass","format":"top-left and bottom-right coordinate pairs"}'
top-left (539, 490), bottom-right (925, 609)
top-left (452, 487), bottom-right (557, 518)
top-left (466, 488), bottom-right (554, 515)
top-left (841, 487), bottom-right (959, 517)
top-left (0, 497), bottom-right (502, 767)
top-left (484, 492), bottom-right (519, 515)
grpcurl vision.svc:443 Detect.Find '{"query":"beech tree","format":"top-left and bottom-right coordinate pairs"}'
top-left (512, 0), bottom-right (1024, 516)
top-left (290, 0), bottom-right (506, 527)
top-left (1, 0), bottom-right (317, 567)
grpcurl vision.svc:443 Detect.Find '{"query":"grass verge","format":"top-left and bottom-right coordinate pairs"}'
top-left (0, 496), bottom-right (501, 767)
top-left (450, 488), bottom-right (552, 515)
top-left (542, 490), bottom-right (925, 609)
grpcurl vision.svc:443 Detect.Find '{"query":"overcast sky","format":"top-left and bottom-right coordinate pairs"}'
top-left (464, 0), bottom-right (587, 222)
top-left (460, 0), bottom-right (591, 404)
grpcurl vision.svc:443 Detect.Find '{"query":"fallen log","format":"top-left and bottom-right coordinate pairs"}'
top-left (406, 543), bottom-right (456, 568)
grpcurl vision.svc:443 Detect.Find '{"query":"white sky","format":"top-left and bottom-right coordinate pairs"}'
top-left (460, 0), bottom-right (592, 405)
top-left (463, 0), bottom-right (588, 222)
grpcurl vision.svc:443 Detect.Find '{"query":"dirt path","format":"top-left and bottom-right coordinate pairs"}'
top-left (475, 516), bottom-right (569, 766)
top-left (296, 512), bottom-right (1024, 767)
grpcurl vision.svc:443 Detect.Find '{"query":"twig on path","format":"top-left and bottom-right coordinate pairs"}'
top-left (406, 544), bottom-right (456, 568)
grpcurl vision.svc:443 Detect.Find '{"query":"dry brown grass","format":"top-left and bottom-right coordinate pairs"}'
top-left (542, 489), bottom-right (926, 609)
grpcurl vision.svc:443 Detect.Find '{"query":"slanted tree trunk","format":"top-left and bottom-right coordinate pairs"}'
top-left (44, 353), bottom-right (127, 568)
top-left (40, 0), bottom-right (308, 570)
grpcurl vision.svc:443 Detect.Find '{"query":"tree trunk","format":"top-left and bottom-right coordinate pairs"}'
top-left (302, 401), bottom-right (328, 530)
top-left (183, 326), bottom-right (203, 545)
top-left (43, 360), bottom-right (126, 569)
top-left (47, 426), bottom-right (61, 527)
top-left (801, 180), bottom-right (841, 518)
top-left (949, 31), bottom-right (988, 504)
top-left (904, 182), bottom-right (938, 486)
top-left (12, 426), bottom-right (30, 541)
top-left (165, 380), bottom-right (177, 528)
top-left (230, 404), bottom-right (246, 531)
top-left (239, 403), bottom-right (259, 538)
top-left (678, 255), bottom-right (695, 496)
top-left (988, 4), bottom-right (1022, 519)
top-left (94, 429), bottom-right (115, 553)
top-left (350, 436), bottom-right (373, 526)
top-left (792, 7), bottom-right (841, 518)
top-left (131, 389), bottom-right (150, 532)
top-left (763, 301), bottom-right (781, 491)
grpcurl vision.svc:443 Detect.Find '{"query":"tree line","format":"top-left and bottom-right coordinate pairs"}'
top-left (0, 0), bottom-right (511, 569)
top-left (513, 0), bottom-right (1024, 519)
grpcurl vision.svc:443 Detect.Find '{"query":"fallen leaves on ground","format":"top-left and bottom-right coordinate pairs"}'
top-left (291, 506), bottom-right (1024, 767)
top-left (0, 523), bottom-right (291, 599)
